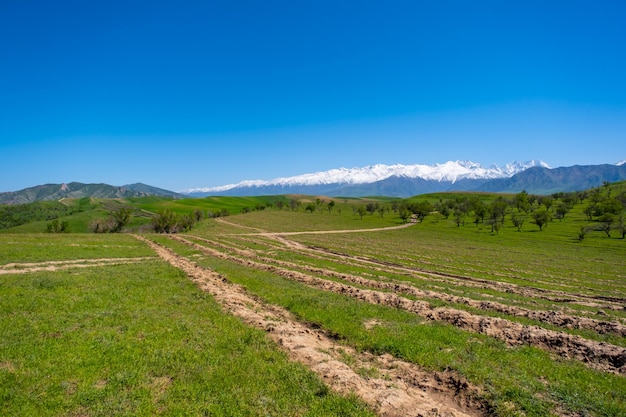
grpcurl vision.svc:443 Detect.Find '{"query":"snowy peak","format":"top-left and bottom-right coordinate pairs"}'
top-left (181, 160), bottom-right (548, 194)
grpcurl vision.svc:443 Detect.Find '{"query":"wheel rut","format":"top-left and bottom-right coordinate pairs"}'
top-left (172, 234), bottom-right (626, 375)
top-left (133, 234), bottom-right (488, 417)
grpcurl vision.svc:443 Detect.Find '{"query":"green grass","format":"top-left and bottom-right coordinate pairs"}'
top-left (0, 246), bottom-right (373, 416)
top-left (126, 195), bottom-right (292, 215)
top-left (0, 234), bottom-right (156, 263)
top-left (1, 184), bottom-right (624, 416)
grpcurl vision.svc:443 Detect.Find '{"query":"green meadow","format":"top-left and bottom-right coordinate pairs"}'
top-left (1, 182), bottom-right (625, 416)
top-left (0, 234), bottom-right (372, 416)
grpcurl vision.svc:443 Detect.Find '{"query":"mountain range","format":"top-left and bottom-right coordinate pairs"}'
top-left (181, 160), bottom-right (626, 198)
top-left (0, 182), bottom-right (184, 205)
top-left (2, 160), bottom-right (626, 204)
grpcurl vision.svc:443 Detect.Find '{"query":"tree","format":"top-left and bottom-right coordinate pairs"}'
top-left (152, 209), bottom-right (178, 233)
top-left (490, 197), bottom-right (509, 225)
top-left (554, 203), bottom-right (569, 221)
top-left (327, 200), bottom-right (336, 214)
top-left (583, 204), bottom-right (596, 221)
top-left (356, 207), bottom-right (366, 220)
top-left (399, 208), bottom-right (411, 223)
top-left (531, 210), bottom-right (550, 231)
top-left (511, 213), bottom-right (525, 232)
top-left (453, 209), bottom-right (464, 227)
top-left (366, 202), bottom-right (378, 215)
top-left (438, 205), bottom-right (451, 219)
top-left (539, 196), bottom-right (554, 211)
top-left (305, 203), bottom-right (316, 213)
top-left (600, 198), bottom-right (623, 216)
top-left (178, 213), bottom-right (196, 232)
top-left (411, 201), bottom-right (432, 222)
top-left (110, 207), bottom-right (133, 232)
top-left (598, 213), bottom-right (614, 237)
top-left (46, 219), bottom-right (70, 233)
top-left (514, 190), bottom-right (530, 212)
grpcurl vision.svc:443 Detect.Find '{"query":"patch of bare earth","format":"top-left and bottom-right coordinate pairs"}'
top-left (0, 257), bottom-right (157, 275)
top-left (172, 235), bottom-right (626, 375)
top-left (133, 234), bottom-right (488, 417)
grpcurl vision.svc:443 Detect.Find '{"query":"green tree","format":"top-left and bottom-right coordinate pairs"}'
top-left (152, 209), bottom-right (178, 233)
top-left (490, 197), bottom-right (509, 225)
top-left (600, 198), bottom-right (623, 216)
top-left (531, 210), bottom-right (550, 231)
top-left (46, 219), bottom-right (70, 233)
top-left (327, 200), bottom-right (336, 214)
top-left (110, 207), bottom-right (133, 232)
top-left (511, 213), bottom-right (525, 232)
top-left (514, 190), bottom-right (530, 212)
top-left (554, 203), bottom-right (569, 220)
top-left (584, 204), bottom-right (596, 221)
top-left (598, 213), bottom-right (614, 237)
top-left (399, 208), bottom-right (411, 223)
top-left (411, 201), bottom-right (432, 222)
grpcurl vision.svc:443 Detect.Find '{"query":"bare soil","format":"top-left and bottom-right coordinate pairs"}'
top-left (0, 257), bottom-right (156, 275)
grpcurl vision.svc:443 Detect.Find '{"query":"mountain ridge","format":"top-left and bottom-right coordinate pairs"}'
top-left (0, 182), bottom-right (184, 205)
top-left (182, 160), bottom-right (549, 195)
top-left (182, 160), bottom-right (626, 198)
top-left (2, 160), bottom-right (626, 203)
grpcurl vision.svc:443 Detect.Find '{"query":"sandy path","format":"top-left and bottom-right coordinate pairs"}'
top-left (173, 235), bottom-right (626, 375)
top-left (0, 257), bottom-right (156, 275)
top-left (133, 234), bottom-right (487, 417)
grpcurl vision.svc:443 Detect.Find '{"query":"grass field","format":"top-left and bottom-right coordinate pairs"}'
top-left (0, 234), bottom-right (373, 416)
top-left (1, 185), bottom-right (625, 416)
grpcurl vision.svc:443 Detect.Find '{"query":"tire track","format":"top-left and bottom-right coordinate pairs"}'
top-left (173, 235), bottom-right (626, 374)
top-left (133, 234), bottom-right (488, 417)
top-left (187, 235), bottom-right (626, 338)
top-left (0, 257), bottom-right (156, 275)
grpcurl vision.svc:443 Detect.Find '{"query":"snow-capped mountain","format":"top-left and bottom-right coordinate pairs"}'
top-left (181, 160), bottom-right (550, 197)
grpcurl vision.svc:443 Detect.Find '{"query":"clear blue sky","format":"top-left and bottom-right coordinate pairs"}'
top-left (1, 1), bottom-right (625, 192)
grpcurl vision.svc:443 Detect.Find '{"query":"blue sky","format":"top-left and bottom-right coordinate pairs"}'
top-left (1, 1), bottom-right (625, 192)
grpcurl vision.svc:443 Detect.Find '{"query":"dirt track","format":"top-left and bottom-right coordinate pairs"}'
top-left (191, 235), bottom-right (626, 337)
top-left (0, 257), bottom-right (156, 274)
top-left (169, 234), bottom-right (626, 375)
top-left (133, 234), bottom-right (488, 417)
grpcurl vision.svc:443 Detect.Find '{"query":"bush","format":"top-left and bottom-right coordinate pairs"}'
top-left (46, 219), bottom-right (70, 233)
